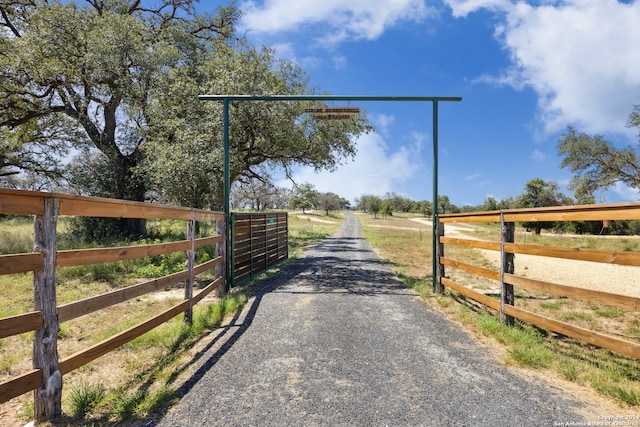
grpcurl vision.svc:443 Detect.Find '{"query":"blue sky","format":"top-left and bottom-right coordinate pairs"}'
top-left (204, 0), bottom-right (640, 207)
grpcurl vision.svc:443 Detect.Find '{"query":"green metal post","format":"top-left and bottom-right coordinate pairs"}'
top-left (223, 98), bottom-right (231, 291)
top-left (432, 100), bottom-right (439, 292)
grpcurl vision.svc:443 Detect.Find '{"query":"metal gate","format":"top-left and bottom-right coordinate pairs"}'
top-left (231, 212), bottom-right (288, 285)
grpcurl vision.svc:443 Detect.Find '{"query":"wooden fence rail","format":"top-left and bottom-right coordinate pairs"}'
top-left (437, 201), bottom-right (640, 360)
top-left (0, 188), bottom-right (226, 421)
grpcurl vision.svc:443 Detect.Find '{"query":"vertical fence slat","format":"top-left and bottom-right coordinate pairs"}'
top-left (184, 216), bottom-right (196, 323)
top-left (33, 197), bottom-right (62, 421)
top-left (500, 214), bottom-right (515, 326)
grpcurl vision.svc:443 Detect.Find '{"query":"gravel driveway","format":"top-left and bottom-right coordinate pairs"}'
top-left (155, 212), bottom-right (585, 426)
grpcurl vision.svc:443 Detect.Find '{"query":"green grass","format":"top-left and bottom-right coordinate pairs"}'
top-left (539, 300), bottom-right (563, 310)
top-left (67, 381), bottom-right (106, 418)
top-left (592, 305), bottom-right (625, 318)
top-left (288, 211), bottom-right (344, 256)
top-left (0, 217), bottom-right (33, 254)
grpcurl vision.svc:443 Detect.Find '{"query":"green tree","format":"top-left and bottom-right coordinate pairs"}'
top-left (231, 172), bottom-right (286, 210)
top-left (517, 178), bottom-right (571, 235)
top-left (339, 197), bottom-right (351, 210)
top-left (142, 39), bottom-right (372, 210)
top-left (316, 192), bottom-right (341, 215)
top-left (482, 196), bottom-right (499, 211)
top-left (417, 200), bottom-right (432, 217)
top-left (368, 196), bottom-right (382, 219)
top-left (0, 1), bottom-right (237, 237)
top-left (558, 120), bottom-right (640, 200)
top-left (437, 195), bottom-right (457, 214)
top-left (381, 199), bottom-right (393, 218)
top-left (289, 182), bottom-right (318, 214)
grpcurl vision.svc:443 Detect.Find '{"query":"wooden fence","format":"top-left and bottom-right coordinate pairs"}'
top-left (437, 202), bottom-right (640, 359)
top-left (0, 188), bottom-right (225, 421)
top-left (231, 212), bottom-right (288, 284)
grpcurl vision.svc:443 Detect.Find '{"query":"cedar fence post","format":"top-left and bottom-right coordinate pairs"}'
top-left (435, 219), bottom-right (445, 294)
top-left (500, 213), bottom-right (515, 326)
top-left (33, 197), bottom-right (62, 421)
top-left (184, 215), bottom-right (196, 323)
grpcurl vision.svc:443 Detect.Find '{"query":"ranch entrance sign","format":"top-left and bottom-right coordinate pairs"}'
top-left (197, 95), bottom-right (462, 290)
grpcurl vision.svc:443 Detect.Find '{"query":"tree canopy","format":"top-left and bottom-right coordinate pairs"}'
top-left (289, 182), bottom-right (317, 214)
top-left (516, 178), bottom-right (570, 234)
top-left (558, 104), bottom-right (640, 201)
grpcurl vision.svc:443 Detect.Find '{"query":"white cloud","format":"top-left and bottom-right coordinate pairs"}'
top-left (530, 149), bottom-right (546, 161)
top-left (370, 113), bottom-right (395, 136)
top-left (271, 42), bottom-right (322, 69)
top-left (284, 132), bottom-right (424, 202)
top-left (613, 182), bottom-right (640, 202)
top-left (446, 0), bottom-right (511, 17)
top-left (239, 0), bottom-right (433, 43)
top-left (449, 0), bottom-right (640, 137)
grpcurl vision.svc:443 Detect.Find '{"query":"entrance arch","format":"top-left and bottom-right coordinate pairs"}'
top-left (198, 94), bottom-right (462, 291)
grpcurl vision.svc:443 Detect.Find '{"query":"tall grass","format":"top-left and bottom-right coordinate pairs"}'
top-left (0, 217), bottom-right (33, 254)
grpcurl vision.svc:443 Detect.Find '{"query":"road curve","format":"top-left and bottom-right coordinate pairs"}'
top-left (156, 212), bottom-right (585, 426)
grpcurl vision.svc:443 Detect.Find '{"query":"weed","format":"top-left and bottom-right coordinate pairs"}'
top-left (68, 381), bottom-right (106, 418)
top-left (111, 388), bottom-right (147, 422)
top-left (134, 385), bottom-right (176, 417)
top-left (615, 386), bottom-right (640, 406)
top-left (539, 301), bottom-right (563, 310)
top-left (509, 343), bottom-right (553, 368)
top-left (57, 323), bottom-right (70, 339)
top-left (560, 360), bottom-right (581, 382)
top-left (560, 311), bottom-right (594, 322)
top-left (593, 305), bottom-right (625, 319)
top-left (0, 218), bottom-right (33, 254)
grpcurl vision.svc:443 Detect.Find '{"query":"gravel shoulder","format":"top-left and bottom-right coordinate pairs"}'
top-left (156, 213), bottom-right (592, 426)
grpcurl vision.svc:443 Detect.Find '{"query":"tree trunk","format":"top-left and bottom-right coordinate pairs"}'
top-left (114, 154), bottom-right (147, 239)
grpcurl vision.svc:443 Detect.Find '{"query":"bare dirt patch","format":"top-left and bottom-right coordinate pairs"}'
top-left (409, 218), bottom-right (640, 297)
top-left (295, 215), bottom-right (336, 224)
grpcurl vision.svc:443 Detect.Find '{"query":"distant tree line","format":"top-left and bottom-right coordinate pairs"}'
top-left (354, 179), bottom-right (640, 236)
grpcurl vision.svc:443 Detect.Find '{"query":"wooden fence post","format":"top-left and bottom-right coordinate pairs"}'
top-left (33, 197), bottom-right (62, 421)
top-left (500, 213), bottom-right (515, 326)
top-left (184, 216), bottom-right (196, 323)
top-left (217, 216), bottom-right (227, 296)
top-left (435, 219), bottom-right (445, 294)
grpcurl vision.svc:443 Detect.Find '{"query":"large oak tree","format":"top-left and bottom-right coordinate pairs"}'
top-left (558, 104), bottom-right (640, 201)
top-left (1, 0), bottom-right (237, 236)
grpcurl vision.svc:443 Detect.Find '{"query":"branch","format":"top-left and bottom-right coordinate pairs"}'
top-left (0, 6), bottom-right (21, 37)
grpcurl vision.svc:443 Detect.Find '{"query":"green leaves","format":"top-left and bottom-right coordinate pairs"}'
top-left (558, 119), bottom-right (640, 200)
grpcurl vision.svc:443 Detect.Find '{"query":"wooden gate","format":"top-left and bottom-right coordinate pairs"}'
top-left (231, 212), bottom-right (288, 284)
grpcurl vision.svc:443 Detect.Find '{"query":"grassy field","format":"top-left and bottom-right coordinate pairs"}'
top-left (357, 212), bottom-right (640, 409)
top-left (0, 211), bottom-right (344, 426)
